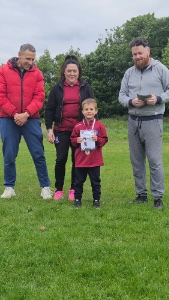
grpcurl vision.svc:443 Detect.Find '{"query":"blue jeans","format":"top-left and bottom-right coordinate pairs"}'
top-left (0, 118), bottom-right (50, 188)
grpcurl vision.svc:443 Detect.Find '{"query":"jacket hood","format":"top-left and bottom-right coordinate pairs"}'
top-left (149, 58), bottom-right (160, 67)
top-left (132, 58), bottom-right (159, 72)
top-left (7, 57), bottom-right (18, 68)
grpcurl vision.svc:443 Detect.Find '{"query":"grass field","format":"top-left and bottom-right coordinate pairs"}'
top-left (1, 117), bottom-right (169, 300)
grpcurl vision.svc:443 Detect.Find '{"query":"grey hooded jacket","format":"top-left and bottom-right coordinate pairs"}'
top-left (118, 58), bottom-right (169, 116)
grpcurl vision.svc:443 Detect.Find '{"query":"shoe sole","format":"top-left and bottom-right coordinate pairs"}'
top-left (53, 196), bottom-right (64, 201)
top-left (68, 193), bottom-right (75, 201)
top-left (68, 198), bottom-right (75, 201)
top-left (1, 194), bottom-right (16, 198)
top-left (74, 202), bottom-right (82, 208)
top-left (153, 206), bottom-right (163, 210)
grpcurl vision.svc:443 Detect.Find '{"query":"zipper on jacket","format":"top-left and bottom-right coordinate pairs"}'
top-left (58, 82), bottom-right (64, 126)
top-left (20, 70), bottom-right (26, 113)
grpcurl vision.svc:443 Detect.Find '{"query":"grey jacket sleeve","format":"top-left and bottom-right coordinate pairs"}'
top-left (118, 70), bottom-right (131, 107)
top-left (157, 63), bottom-right (169, 103)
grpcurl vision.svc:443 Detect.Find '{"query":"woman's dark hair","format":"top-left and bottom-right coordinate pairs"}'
top-left (60, 54), bottom-right (82, 81)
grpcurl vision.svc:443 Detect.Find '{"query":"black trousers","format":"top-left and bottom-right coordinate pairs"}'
top-left (54, 130), bottom-right (76, 190)
top-left (74, 166), bottom-right (101, 200)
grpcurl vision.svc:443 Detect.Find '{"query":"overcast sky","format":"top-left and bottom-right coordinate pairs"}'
top-left (0, 0), bottom-right (168, 64)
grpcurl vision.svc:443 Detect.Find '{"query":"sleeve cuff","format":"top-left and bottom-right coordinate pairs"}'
top-left (129, 99), bottom-right (134, 106)
top-left (156, 96), bottom-right (162, 104)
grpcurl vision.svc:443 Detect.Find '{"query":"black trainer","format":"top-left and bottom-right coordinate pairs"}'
top-left (93, 200), bottom-right (100, 209)
top-left (74, 199), bottom-right (82, 208)
top-left (130, 195), bottom-right (148, 204)
top-left (154, 199), bottom-right (163, 209)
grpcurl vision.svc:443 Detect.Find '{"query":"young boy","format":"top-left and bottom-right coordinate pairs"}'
top-left (70, 98), bottom-right (108, 208)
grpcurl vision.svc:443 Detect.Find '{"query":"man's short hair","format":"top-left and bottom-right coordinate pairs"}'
top-left (19, 44), bottom-right (36, 53)
top-left (129, 37), bottom-right (149, 48)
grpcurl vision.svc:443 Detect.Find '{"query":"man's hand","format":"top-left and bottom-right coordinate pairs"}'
top-left (132, 94), bottom-right (157, 107)
top-left (14, 112), bottom-right (30, 126)
top-left (146, 94), bottom-right (157, 105)
top-left (132, 97), bottom-right (146, 107)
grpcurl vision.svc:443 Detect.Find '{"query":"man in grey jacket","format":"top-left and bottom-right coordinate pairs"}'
top-left (119, 37), bottom-right (169, 209)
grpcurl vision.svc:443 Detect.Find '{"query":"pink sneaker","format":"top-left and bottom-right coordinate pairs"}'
top-left (54, 191), bottom-right (64, 200)
top-left (68, 189), bottom-right (75, 201)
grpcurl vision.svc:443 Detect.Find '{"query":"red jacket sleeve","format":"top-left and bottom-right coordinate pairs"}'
top-left (0, 67), bottom-right (18, 116)
top-left (96, 123), bottom-right (108, 147)
top-left (25, 69), bottom-right (45, 116)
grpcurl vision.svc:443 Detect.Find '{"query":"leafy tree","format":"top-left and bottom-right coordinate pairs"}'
top-left (37, 49), bottom-right (58, 117)
top-left (37, 49), bottom-right (57, 98)
top-left (83, 14), bottom-right (169, 116)
top-left (162, 38), bottom-right (169, 114)
top-left (162, 38), bottom-right (169, 68)
top-left (82, 39), bottom-right (127, 117)
top-left (36, 15), bottom-right (169, 118)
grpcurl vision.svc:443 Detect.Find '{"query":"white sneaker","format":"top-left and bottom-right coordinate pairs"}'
top-left (1, 187), bottom-right (16, 198)
top-left (41, 187), bottom-right (53, 199)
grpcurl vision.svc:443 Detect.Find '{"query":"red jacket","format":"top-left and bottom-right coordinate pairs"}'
top-left (0, 58), bottom-right (45, 118)
top-left (71, 119), bottom-right (108, 167)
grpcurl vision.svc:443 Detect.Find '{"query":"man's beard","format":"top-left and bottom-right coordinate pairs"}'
top-left (134, 56), bottom-right (150, 70)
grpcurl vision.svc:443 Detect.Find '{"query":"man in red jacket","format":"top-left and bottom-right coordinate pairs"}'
top-left (0, 43), bottom-right (52, 199)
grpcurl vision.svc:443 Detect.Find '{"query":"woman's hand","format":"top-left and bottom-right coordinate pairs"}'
top-left (47, 129), bottom-right (55, 144)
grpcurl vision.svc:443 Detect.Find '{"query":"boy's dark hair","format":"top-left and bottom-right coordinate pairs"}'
top-left (129, 37), bottom-right (149, 48)
top-left (60, 54), bottom-right (82, 81)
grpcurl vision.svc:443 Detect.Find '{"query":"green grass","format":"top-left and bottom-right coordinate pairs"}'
top-left (1, 118), bottom-right (169, 299)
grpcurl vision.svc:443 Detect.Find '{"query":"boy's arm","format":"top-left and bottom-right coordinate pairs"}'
top-left (96, 124), bottom-right (108, 147)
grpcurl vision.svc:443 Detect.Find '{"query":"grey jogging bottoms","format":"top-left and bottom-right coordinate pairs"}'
top-left (128, 117), bottom-right (164, 199)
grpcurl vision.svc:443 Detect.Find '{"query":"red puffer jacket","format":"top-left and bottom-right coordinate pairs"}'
top-left (0, 58), bottom-right (45, 118)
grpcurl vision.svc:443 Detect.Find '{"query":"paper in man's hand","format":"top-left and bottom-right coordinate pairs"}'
top-left (137, 94), bottom-right (152, 101)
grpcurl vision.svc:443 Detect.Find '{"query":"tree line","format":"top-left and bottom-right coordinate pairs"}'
top-left (19, 14), bottom-right (169, 117)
